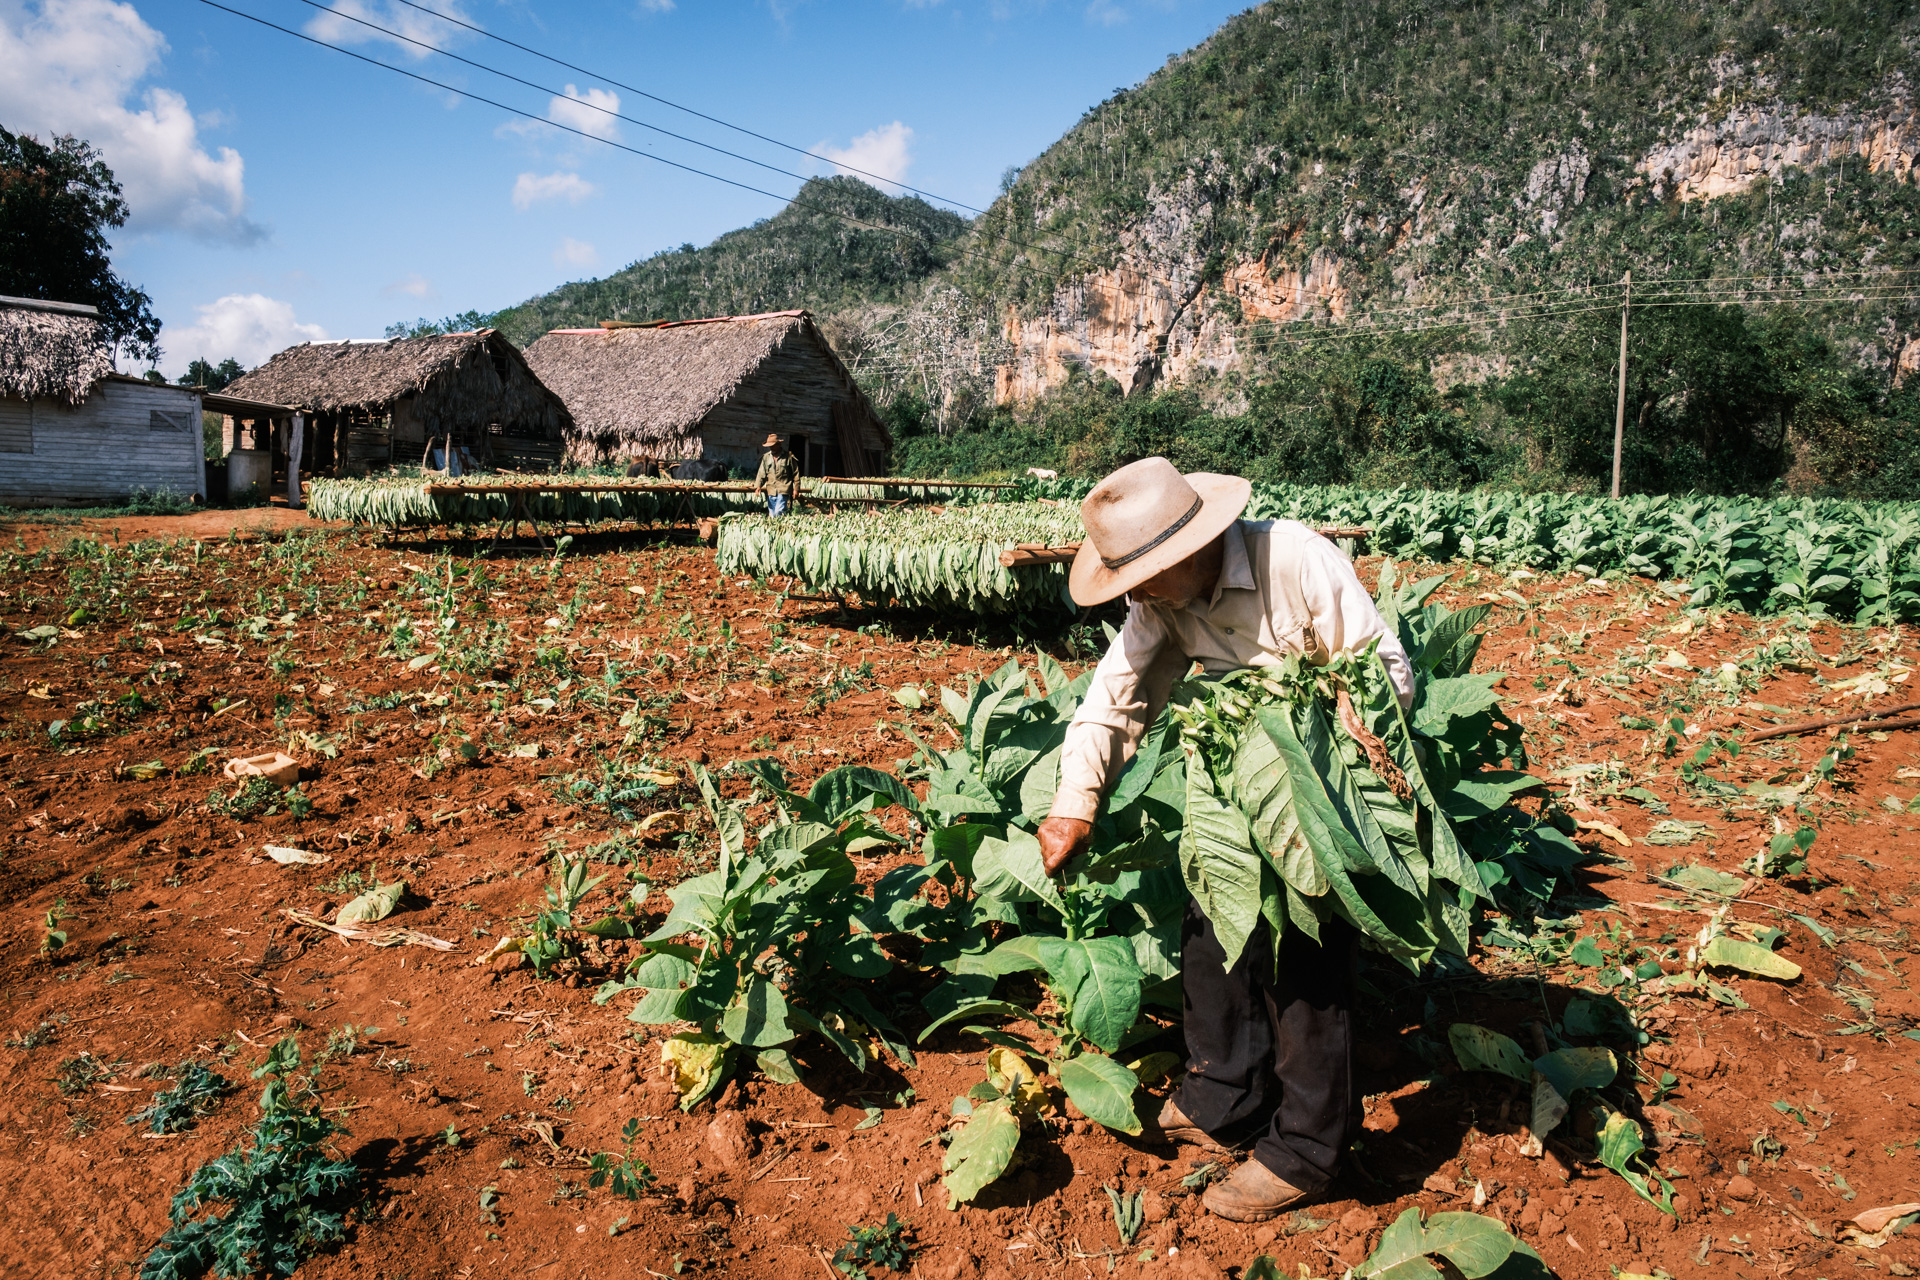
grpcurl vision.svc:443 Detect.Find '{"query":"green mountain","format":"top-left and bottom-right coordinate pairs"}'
top-left (502, 1), bottom-right (1920, 495)
top-left (492, 176), bottom-right (966, 345)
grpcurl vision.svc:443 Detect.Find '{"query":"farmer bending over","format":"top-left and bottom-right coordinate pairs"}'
top-left (1038, 457), bottom-right (1414, 1222)
top-left (754, 434), bottom-right (800, 516)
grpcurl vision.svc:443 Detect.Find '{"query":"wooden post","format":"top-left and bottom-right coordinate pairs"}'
top-left (1610, 270), bottom-right (1631, 500)
top-left (288, 412), bottom-right (305, 509)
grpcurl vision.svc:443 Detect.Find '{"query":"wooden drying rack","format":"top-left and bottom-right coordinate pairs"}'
top-left (999, 526), bottom-right (1373, 567)
top-left (412, 477), bottom-right (995, 547)
top-left (816, 476), bottom-right (1019, 490)
top-left (421, 480), bottom-right (758, 549)
top-left (422, 481), bottom-right (757, 495)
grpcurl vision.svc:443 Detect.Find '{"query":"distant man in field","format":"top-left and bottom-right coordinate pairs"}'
top-left (1038, 456), bottom-right (1415, 1222)
top-left (753, 434), bottom-right (800, 516)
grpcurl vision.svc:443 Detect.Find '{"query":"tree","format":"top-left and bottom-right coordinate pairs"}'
top-left (0, 125), bottom-right (161, 365)
top-left (384, 310), bottom-right (501, 339)
top-left (864, 288), bottom-right (1010, 434)
top-left (178, 358), bottom-right (246, 392)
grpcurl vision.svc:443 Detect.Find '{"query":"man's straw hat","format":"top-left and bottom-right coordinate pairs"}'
top-left (1068, 458), bottom-right (1252, 606)
top-left (763, 434), bottom-right (782, 447)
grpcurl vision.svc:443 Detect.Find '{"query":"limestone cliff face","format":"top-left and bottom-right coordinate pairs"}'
top-left (988, 83), bottom-right (1918, 406)
top-left (1636, 92), bottom-right (1916, 201)
top-left (992, 176), bottom-right (1354, 405)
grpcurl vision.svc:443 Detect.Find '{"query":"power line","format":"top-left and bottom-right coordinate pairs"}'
top-left (847, 285), bottom-right (1920, 375)
top-left (1183, 281), bottom-right (1920, 359)
top-left (188, 0), bottom-right (1920, 340)
top-left (281, 0), bottom-right (837, 199)
top-left (200, 0), bottom-right (1212, 305)
top-left (185, 1), bottom-right (1920, 361)
top-left (376, 0), bottom-right (994, 216)
top-left (193, 0), bottom-right (1101, 297)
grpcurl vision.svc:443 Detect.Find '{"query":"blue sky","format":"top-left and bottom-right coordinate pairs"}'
top-left (0, 0), bottom-right (1247, 376)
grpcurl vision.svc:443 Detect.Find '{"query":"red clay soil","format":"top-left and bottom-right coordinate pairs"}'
top-left (2, 515), bottom-right (1918, 1280)
top-left (1, 502), bottom-right (343, 553)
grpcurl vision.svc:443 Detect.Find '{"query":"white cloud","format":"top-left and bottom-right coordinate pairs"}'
top-left (303, 0), bottom-right (472, 60)
top-left (512, 171), bottom-right (597, 210)
top-left (381, 273), bottom-right (436, 299)
top-left (636, 0), bottom-right (674, 11)
top-left (164, 294), bottom-right (326, 377)
top-left (1082, 0), bottom-right (1176, 23)
top-left (0, 0), bottom-right (259, 243)
top-left (553, 238), bottom-right (598, 269)
top-left (548, 85), bottom-right (621, 142)
top-left (816, 121), bottom-right (914, 192)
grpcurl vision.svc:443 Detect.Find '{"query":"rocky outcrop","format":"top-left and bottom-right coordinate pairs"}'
top-left (993, 244), bottom-right (1351, 402)
top-left (1896, 337), bottom-right (1920, 389)
top-left (1519, 142), bottom-right (1592, 237)
top-left (1636, 97), bottom-right (1916, 201)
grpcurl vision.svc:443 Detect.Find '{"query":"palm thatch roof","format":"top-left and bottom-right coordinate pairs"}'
top-left (225, 329), bottom-right (568, 436)
top-left (524, 311), bottom-right (888, 459)
top-left (0, 296), bottom-right (114, 406)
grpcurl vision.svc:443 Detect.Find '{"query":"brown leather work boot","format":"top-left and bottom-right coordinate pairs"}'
top-left (1201, 1159), bottom-right (1309, 1222)
top-left (1153, 1097), bottom-right (1230, 1155)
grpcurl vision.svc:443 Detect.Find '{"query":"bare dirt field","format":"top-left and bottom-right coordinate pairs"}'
top-left (2, 512), bottom-right (1918, 1280)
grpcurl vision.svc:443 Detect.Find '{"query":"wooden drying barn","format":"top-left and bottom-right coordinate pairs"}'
top-left (523, 310), bottom-right (890, 475)
top-left (0, 295), bottom-right (207, 506)
top-left (223, 329), bottom-right (570, 475)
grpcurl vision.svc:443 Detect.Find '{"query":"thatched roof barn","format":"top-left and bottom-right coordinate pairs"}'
top-left (0, 296), bottom-right (205, 505)
top-left (225, 329), bottom-right (570, 473)
top-left (0, 295), bottom-right (115, 406)
top-left (524, 310), bottom-right (890, 475)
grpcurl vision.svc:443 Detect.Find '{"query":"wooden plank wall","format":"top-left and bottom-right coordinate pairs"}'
top-left (0, 382), bottom-right (206, 504)
top-left (695, 336), bottom-right (885, 472)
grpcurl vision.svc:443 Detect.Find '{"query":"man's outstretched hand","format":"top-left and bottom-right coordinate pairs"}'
top-left (1037, 816), bottom-right (1093, 876)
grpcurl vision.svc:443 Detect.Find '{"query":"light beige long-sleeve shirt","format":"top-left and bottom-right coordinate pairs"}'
top-left (1048, 518), bottom-right (1416, 825)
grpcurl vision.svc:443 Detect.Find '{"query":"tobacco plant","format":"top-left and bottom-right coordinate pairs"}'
top-left (598, 763), bottom-right (920, 1106)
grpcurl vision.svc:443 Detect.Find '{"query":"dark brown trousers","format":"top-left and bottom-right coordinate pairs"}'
top-left (1175, 901), bottom-right (1360, 1192)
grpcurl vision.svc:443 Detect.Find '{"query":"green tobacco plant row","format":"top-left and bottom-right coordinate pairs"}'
top-left (1016, 476), bottom-right (1920, 623)
top-left (715, 502), bottom-right (1085, 614)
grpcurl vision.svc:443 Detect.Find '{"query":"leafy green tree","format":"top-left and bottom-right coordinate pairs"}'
top-left (382, 310), bottom-right (501, 339)
top-left (1492, 305), bottom-right (1852, 494)
top-left (178, 358), bottom-right (245, 392)
top-left (0, 125), bottom-right (161, 364)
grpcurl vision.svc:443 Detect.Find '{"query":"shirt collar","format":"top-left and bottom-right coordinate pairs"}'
top-left (1208, 520), bottom-right (1254, 607)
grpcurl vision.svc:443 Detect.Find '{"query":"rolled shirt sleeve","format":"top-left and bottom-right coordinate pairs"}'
top-left (1049, 602), bottom-right (1186, 824)
top-left (1294, 537), bottom-right (1417, 710)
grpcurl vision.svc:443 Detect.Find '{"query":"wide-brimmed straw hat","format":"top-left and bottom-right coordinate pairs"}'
top-left (1068, 458), bottom-right (1252, 606)
top-left (763, 434), bottom-right (782, 447)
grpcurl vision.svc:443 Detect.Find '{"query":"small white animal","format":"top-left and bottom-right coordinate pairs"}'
top-left (1025, 467), bottom-right (1059, 479)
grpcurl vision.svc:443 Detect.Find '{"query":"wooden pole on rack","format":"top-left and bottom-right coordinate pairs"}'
top-left (1611, 270), bottom-right (1631, 500)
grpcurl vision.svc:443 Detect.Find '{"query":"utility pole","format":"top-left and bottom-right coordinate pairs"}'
top-left (1611, 270), bottom-right (1631, 500)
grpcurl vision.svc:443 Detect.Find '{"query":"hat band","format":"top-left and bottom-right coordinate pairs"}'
top-left (1101, 493), bottom-right (1204, 571)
